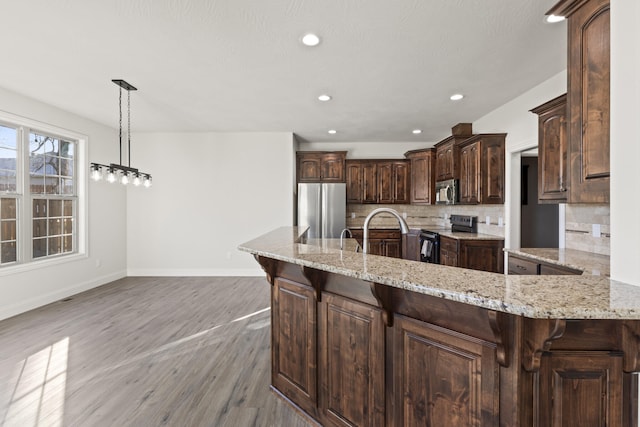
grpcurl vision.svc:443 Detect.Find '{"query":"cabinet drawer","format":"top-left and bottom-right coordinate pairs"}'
top-left (508, 256), bottom-right (539, 275)
top-left (539, 263), bottom-right (582, 276)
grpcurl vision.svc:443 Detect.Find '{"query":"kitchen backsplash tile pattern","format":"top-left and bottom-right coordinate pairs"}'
top-left (565, 204), bottom-right (610, 256)
top-left (346, 204), bottom-right (506, 237)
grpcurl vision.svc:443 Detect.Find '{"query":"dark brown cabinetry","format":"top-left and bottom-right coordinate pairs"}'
top-left (549, 0), bottom-right (610, 203)
top-left (345, 160), bottom-right (409, 204)
top-left (297, 151), bottom-right (347, 183)
top-left (405, 149), bottom-right (436, 205)
top-left (508, 254), bottom-right (582, 275)
top-left (393, 315), bottom-right (499, 426)
top-left (433, 123), bottom-right (474, 182)
top-left (531, 94), bottom-right (569, 203)
top-left (257, 256), bottom-right (640, 427)
top-left (350, 229), bottom-right (402, 258)
top-left (458, 134), bottom-right (506, 204)
top-left (377, 161), bottom-right (410, 204)
top-left (538, 351), bottom-right (623, 426)
top-left (319, 293), bottom-right (385, 426)
top-left (440, 235), bottom-right (504, 273)
top-left (271, 277), bottom-right (318, 417)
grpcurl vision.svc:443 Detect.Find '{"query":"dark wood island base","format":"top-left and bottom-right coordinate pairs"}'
top-left (255, 256), bottom-right (639, 427)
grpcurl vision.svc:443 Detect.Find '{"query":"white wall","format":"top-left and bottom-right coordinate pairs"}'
top-left (126, 132), bottom-right (295, 276)
top-left (610, 0), bottom-right (640, 284)
top-left (0, 86), bottom-right (127, 321)
top-left (300, 141), bottom-right (433, 158)
top-left (472, 71), bottom-right (567, 252)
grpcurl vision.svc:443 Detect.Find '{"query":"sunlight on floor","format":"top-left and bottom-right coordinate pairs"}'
top-left (2, 337), bottom-right (69, 427)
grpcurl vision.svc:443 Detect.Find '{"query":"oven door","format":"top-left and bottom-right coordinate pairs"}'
top-left (419, 231), bottom-right (440, 264)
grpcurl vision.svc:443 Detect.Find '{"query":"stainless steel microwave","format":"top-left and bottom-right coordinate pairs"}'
top-left (435, 179), bottom-right (459, 204)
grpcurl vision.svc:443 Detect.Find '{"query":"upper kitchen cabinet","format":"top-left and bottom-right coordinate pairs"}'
top-left (548, 0), bottom-right (610, 203)
top-left (434, 123), bottom-right (473, 182)
top-left (459, 134), bottom-right (506, 204)
top-left (346, 160), bottom-right (378, 203)
top-left (405, 148), bottom-right (436, 205)
top-left (531, 94), bottom-right (569, 203)
top-left (296, 151), bottom-right (347, 183)
top-left (346, 159), bottom-right (409, 204)
top-left (377, 161), bottom-right (410, 204)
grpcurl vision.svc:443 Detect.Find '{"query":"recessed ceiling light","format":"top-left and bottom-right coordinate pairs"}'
top-left (318, 94), bottom-right (332, 102)
top-left (545, 14), bottom-right (566, 23)
top-left (301, 33), bottom-right (321, 47)
top-left (412, 129), bottom-right (422, 134)
top-left (450, 93), bottom-right (464, 101)
top-left (328, 129), bottom-right (337, 134)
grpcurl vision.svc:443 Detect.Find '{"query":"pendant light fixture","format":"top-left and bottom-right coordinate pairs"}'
top-left (91, 79), bottom-right (152, 188)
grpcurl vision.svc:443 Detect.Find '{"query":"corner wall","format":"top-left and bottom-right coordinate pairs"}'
top-left (0, 86), bottom-right (127, 321)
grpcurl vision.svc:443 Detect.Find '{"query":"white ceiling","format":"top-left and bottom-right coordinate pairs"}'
top-left (1, 0), bottom-right (566, 143)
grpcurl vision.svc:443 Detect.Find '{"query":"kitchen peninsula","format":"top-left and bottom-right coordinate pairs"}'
top-left (239, 227), bottom-right (640, 426)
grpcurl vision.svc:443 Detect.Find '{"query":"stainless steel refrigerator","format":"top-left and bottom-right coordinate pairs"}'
top-left (297, 183), bottom-right (346, 239)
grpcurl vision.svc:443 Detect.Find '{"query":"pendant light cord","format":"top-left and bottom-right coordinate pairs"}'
top-left (128, 90), bottom-right (131, 168)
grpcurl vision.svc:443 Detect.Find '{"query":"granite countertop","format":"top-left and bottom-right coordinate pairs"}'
top-left (505, 248), bottom-right (610, 277)
top-left (238, 226), bottom-right (640, 320)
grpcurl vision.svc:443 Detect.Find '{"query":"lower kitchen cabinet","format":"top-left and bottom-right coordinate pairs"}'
top-left (350, 229), bottom-right (402, 258)
top-left (392, 315), bottom-right (499, 426)
top-left (508, 254), bottom-right (582, 275)
top-left (271, 277), bottom-right (318, 417)
top-left (538, 351), bottom-right (623, 426)
top-left (440, 236), bottom-right (504, 273)
top-left (319, 293), bottom-right (385, 427)
top-left (257, 258), bottom-right (638, 427)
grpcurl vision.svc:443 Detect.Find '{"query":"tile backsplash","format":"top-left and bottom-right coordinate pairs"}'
top-left (347, 204), bottom-right (506, 237)
top-left (565, 204), bottom-right (610, 256)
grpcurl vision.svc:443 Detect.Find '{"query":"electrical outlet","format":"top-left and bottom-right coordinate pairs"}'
top-left (485, 216), bottom-right (490, 225)
top-left (402, 212), bottom-right (407, 219)
top-left (592, 224), bottom-right (601, 238)
top-left (351, 212), bottom-right (356, 219)
top-left (498, 217), bottom-right (504, 227)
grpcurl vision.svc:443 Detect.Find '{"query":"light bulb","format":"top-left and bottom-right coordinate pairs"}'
top-left (91, 166), bottom-right (102, 181)
top-left (121, 173), bottom-right (129, 185)
top-left (133, 174), bottom-right (141, 186)
top-left (107, 169), bottom-right (117, 183)
top-left (143, 176), bottom-right (152, 188)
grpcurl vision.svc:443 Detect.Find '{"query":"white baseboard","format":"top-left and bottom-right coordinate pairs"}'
top-left (0, 270), bottom-right (127, 322)
top-left (126, 268), bottom-right (265, 277)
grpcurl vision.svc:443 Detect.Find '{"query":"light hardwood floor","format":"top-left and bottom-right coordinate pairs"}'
top-left (0, 277), bottom-right (313, 427)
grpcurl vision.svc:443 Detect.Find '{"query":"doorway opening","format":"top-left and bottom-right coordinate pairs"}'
top-left (520, 150), bottom-right (559, 247)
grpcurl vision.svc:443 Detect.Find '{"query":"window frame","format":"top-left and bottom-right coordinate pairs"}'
top-left (0, 111), bottom-right (87, 273)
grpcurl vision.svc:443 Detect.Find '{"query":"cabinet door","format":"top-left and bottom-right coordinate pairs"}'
top-left (460, 142), bottom-right (480, 204)
top-left (566, 0), bottom-right (610, 204)
top-left (362, 162), bottom-right (378, 203)
top-left (538, 351), bottom-right (623, 427)
top-left (459, 239), bottom-right (504, 273)
top-left (392, 315), bottom-right (499, 426)
top-left (298, 153), bottom-right (322, 182)
top-left (408, 151), bottom-right (435, 205)
top-left (439, 236), bottom-right (458, 267)
top-left (392, 161), bottom-right (410, 204)
top-left (436, 143), bottom-right (454, 181)
top-left (346, 161), bottom-right (363, 203)
top-left (322, 153), bottom-right (346, 182)
top-left (383, 238), bottom-right (402, 259)
top-left (377, 162), bottom-right (394, 204)
top-left (272, 278), bottom-right (318, 415)
top-left (480, 138), bottom-right (505, 204)
top-left (534, 95), bottom-right (569, 203)
top-left (319, 293), bottom-right (385, 427)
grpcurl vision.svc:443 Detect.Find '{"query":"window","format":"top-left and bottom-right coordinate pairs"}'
top-left (0, 119), bottom-right (82, 268)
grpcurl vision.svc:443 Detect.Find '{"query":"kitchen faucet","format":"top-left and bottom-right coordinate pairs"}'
top-left (362, 208), bottom-right (409, 254)
top-left (339, 228), bottom-right (352, 250)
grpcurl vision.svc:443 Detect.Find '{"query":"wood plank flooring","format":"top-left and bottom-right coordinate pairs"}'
top-left (0, 277), bottom-right (313, 427)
